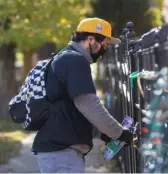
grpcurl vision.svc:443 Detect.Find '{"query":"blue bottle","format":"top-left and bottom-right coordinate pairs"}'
top-left (103, 116), bottom-right (133, 160)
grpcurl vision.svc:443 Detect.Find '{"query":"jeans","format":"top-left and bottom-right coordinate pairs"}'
top-left (37, 148), bottom-right (85, 173)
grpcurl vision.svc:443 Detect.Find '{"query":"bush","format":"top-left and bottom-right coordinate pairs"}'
top-left (0, 117), bottom-right (28, 164)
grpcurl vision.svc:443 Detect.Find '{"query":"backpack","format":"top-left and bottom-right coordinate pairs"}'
top-left (8, 56), bottom-right (54, 131)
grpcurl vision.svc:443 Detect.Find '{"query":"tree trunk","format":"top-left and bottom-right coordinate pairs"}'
top-left (36, 42), bottom-right (56, 60)
top-left (0, 43), bottom-right (16, 117)
top-left (23, 51), bottom-right (33, 80)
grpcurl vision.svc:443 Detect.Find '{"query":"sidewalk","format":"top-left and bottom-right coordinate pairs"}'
top-left (0, 133), bottom-right (120, 173)
top-left (0, 133), bottom-right (38, 173)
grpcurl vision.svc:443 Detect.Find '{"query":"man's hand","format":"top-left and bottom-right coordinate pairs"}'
top-left (117, 129), bottom-right (134, 145)
top-left (100, 133), bottom-right (111, 144)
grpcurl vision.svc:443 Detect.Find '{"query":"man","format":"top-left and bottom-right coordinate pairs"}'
top-left (32, 17), bottom-right (134, 173)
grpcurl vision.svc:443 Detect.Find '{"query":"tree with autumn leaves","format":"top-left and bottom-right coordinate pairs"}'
top-left (0, 0), bottom-right (91, 116)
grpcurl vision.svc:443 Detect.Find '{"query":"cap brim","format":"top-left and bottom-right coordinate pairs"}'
top-left (108, 37), bottom-right (121, 44)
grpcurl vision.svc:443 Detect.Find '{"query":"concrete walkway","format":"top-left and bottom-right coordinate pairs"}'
top-left (0, 133), bottom-right (120, 173)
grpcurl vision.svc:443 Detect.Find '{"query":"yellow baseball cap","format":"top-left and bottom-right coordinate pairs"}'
top-left (77, 17), bottom-right (120, 44)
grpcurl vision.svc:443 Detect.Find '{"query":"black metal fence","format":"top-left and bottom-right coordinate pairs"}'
top-left (98, 22), bottom-right (168, 173)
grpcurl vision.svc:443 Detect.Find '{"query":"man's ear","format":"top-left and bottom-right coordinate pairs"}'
top-left (87, 36), bottom-right (94, 44)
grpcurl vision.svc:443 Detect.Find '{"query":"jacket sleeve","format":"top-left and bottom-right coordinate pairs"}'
top-left (73, 93), bottom-right (123, 139)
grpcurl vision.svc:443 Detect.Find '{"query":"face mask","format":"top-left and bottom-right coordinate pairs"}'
top-left (89, 43), bottom-right (106, 63)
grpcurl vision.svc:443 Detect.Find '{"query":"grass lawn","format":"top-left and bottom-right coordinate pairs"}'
top-left (0, 116), bottom-right (29, 164)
